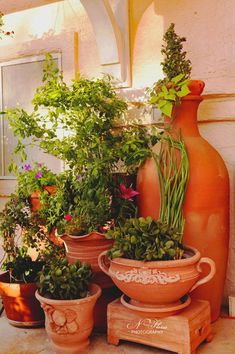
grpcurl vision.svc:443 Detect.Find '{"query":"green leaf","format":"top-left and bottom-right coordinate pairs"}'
top-left (160, 102), bottom-right (173, 117)
top-left (171, 73), bottom-right (185, 84)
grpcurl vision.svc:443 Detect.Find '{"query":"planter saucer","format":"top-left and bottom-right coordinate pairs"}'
top-left (120, 294), bottom-right (191, 317)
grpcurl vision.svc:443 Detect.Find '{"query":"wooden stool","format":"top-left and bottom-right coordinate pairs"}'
top-left (107, 298), bottom-right (212, 354)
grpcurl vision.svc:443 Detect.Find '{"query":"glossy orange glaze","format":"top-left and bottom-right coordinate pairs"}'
top-left (137, 81), bottom-right (229, 322)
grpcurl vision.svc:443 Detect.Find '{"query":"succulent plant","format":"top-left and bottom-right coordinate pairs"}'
top-left (105, 216), bottom-right (184, 261)
top-left (37, 257), bottom-right (92, 300)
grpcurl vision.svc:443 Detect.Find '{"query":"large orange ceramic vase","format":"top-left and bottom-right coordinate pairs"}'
top-left (137, 80), bottom-right (229, 322)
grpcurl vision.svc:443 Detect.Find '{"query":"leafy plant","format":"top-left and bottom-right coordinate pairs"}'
top-left (106, 216), bottom-right (184, 261)
top-left (5, 54), bottom-right (157, 235)
top-left (0, 193), bottom-right (64, 283)
top-left (153, 133), bottom-right (189, 235)
top-left (40, 170), bottom-right (140, 235)
top-left (37, 257), bottom-right (92, 300)
top-left (2, 248), bottom-right (43, 283)
top-left (148, 73), bottom-right (190, 117)
top-left (13, 161), bottom-right (58, 198)
top-left (147, 23), bottom-right (192, 118)
top-left (161, 23), bottom-right (192, 80)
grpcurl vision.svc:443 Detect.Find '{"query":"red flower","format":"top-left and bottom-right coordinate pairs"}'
top-left (64, 214), bottom-right (72, 222)
top-left (119, 184), bottom-right (139, 200)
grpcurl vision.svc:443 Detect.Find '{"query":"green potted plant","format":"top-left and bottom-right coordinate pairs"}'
top-left (36, 257), bottom-right (101, 354)
top-left (147, 23), bottom-right (192, 119)
top-left (99, 134), bottom-right (216, 316)
top-left (4, 53), bottom-right (157, 330)
top-left (0, 193), bottom-right (48, 327)
top-left (0, 161), bottom-right (64, 327)
top-left (137, 23), bottom-right (228, 322)
top-left (11, 161), bottom-right (58, 212)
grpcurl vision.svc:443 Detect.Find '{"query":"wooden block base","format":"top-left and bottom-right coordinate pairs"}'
top-left (107, 298), bottom-right (212, 354)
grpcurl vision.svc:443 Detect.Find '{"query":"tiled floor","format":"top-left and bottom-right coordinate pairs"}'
top-left (0, 309), bottom-right (235, 354)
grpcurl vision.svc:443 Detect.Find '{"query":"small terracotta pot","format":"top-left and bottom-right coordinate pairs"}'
top-left (61, 232), bottom-right (113, 287)
top-left (0, 272), bottom-right (44, 327)
top-left (98, 246), bottom-right (215, 309)
top-left (61, 232), bottom-right (116, 333)
top-left (29, 185), bottom-right (57, 212)
top-left (36, 283), bottom-right (101, 354)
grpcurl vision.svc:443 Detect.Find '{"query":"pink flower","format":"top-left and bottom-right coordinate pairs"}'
top-left (35, 171), bottom-right (42, 178)
top-left (24, 163), bottom-right (31, 171)
top-left (99, 225), bottom-right (106, 233)
top-left (64, 215), bottom-right (72, 222)
top-left (119, 184), bottom-right (139, 200)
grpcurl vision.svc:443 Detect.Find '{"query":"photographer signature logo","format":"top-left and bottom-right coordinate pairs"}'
top-left (126, 318), bottom-right (167, 335)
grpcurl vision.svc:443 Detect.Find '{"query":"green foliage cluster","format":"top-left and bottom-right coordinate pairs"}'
top-left (37, 257), bottom-right (92, 300)
top-left (161, 23), bottom-right (192, 81)
top-left (154, 133), bottom-right (189, 235)
top-left (0, 191), bottom-right (64, 283)
top-left (106, 216), bottom-right (184, 261)
top-left (5, 54), bottom-right (157, 235)
top-left (147, 23), bottom-right (192, 117)
top-left (6, 54), bottom-right (155, 175)
top-left (3, 247), bottom-right (43, 283)
top-left (148, 73), bottom-right (190, 117)
top-left (13, 162), bottom-right (57, 198)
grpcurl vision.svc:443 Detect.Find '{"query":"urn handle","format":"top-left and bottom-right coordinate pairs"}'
top-left (189, 257), bottom-right (216, 293)
top-left (98, 251), bottom-right (111, 276)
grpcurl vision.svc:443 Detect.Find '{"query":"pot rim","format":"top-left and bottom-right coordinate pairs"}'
top-left (0, 272), bottom-right (37, 287)
top-left (35, 283), bottom-right (101, 305)
top-left (59, 231), bottom-right (106, 240)
top-left (108, 246), bottom-right (200, 268)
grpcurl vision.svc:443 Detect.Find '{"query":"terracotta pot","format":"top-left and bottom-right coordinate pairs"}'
top-left (136, 80), bottom-right (229, 321)
top-left (29, 185), bottom-right (57, 212)
top-left (61, 232), bottom-right (113, 288)
top-left (0, 272), bottom-right (44, 327)
top-left (61, 231), bottom-right (117, 332)
top-left (98, 246), bottom-right (215, 311)
top-left (36, 283), bottom-right (101, 354)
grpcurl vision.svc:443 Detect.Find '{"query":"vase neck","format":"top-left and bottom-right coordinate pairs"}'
top-left (168, 96), bottom-right (203, 137)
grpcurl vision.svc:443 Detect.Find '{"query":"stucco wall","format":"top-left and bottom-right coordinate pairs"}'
top-left (1, 0), bottom-right (235, 299)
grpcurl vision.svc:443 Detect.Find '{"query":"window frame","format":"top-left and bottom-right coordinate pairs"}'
top-left (0, 52), bottom-right (62, 179)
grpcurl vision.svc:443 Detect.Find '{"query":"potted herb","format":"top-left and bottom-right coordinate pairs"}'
top-left (13, 162), bottom-right (58, 212)
top-left (0, 194), bottom-right (47, 327)
top-left (5, 53), bottom-right (157, 330)
top-left (137, 23), bottom-right (229, 322)
top-left (36, 257), bottom-right (101, 353)
top-left (99, 134), bottom-right (216, 316)
top-left (98, 215), bottom-right (215, 315)
top-left (147, 23), bottom-right (192, 119)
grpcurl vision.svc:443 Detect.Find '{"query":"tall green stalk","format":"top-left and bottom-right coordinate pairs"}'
top-left (153, 133), bottom-right (189, 241)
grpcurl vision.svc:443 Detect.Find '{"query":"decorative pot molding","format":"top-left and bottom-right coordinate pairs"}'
top-left (109, 268), bottom-right (181, 285)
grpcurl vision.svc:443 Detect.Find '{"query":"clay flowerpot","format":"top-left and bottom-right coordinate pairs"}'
top-left (29, 185), bottom-right (57, 212)
top-left (98, 246), bottom-right (215, 316)
top-left (0, 272), bottom-right (44, 327)
top-left (137, 80), bottom-right (229, 321)
top-left (61, 232), bottom-right (118, 332)
top-left (36, 283), bottom-right (101, 354)
top-left (61, 232), bottom-right (113, 288)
